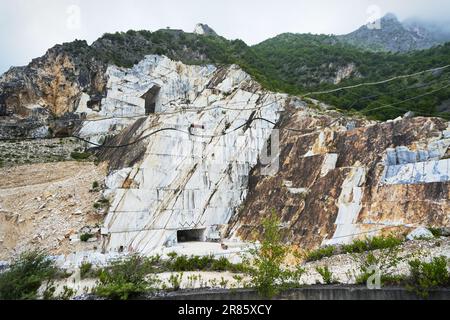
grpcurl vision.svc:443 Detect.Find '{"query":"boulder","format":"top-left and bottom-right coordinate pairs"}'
top-left (406, 227), bottom-right (434, 240)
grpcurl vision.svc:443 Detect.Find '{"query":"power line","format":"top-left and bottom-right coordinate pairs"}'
top-left (302, 64), bottom-right (450, 97)
top-left (361, 81), bottom-right (450, 115)
top-left (3, 65), bottom-right (450, 147)
top-left (345, 80), bottom-right (442, 110)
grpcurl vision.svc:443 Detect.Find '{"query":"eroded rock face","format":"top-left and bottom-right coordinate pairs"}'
top-left (227, 112), bottom-right (450, 250)
top-left (0, 41), bottom-right (106, 118)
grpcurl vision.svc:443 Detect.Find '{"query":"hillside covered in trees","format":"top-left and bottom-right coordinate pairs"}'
top-left (2, 27), bottom-right (450, 121)
top-left (92, 29), bottom-right (450, 120)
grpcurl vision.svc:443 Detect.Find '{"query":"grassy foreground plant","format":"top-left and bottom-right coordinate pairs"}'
top-left (246, 212), bottom-right (294, 298)
top-left (94, 255), bottom-right (158, 300)
top-left (305, 246), bottom-right (335, 262)
top-left (316, 266), bottom-right (336, 285)
top-left (407, 256), bottom-right (449, 298)
top-left (0, 251), bottom-right (57, 300)
top-left (342, 235), bottom-right (403, 254)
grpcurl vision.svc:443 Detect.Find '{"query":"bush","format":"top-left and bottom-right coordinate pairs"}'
top-left (428, 227), bottom-right (442, 238)
top-left (80, 233), bottom-right (93, 242)
top-left (246, 212), bottom-right (292, 298)
top-left (305, 246), bottom-right (335, 262)
top-left (168, 273), bottom-right (183, 291)
top-left (70, 151), bottom-right (91, 161)
top-left (164, 254), bottom-right (244, 273)
top-left (0, 251), bottom-right (57, 300)
top-left (342, 235), bottom-right (403, 254)
top-left (316, 266), bottom-right (335, 284)
top-left (407, 256), bottom-right (449, 298)
top-left (94, 255), bottom-right (158, 300)
top-left (80, 262), bottom-right (93, 279)
top-left (93, 198), bottom-right (110, 210)
top-left (354, 248), bottom-right (405, 287)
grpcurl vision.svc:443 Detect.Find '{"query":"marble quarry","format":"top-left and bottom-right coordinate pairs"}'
top-left (78, 55), bottom-right (287, 255)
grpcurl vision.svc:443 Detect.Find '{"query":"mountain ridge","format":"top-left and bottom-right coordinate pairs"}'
top-left (339, 13), bottom-right (450, 52)
top-left (1, 15), bottom-right (450, 123)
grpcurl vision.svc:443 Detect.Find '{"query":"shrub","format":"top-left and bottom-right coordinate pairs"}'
top-left (428, 227), bottom-right (442, 238)
top-left (168, 273), bottom-right (183, 291)
top-left (80, 262), bottom-right (93, 279)
top-left (80, 233), bottom-right (93, 242)
top-left (57, 286), bottom-right (75, 300)
top-left (407, 256), bottom-right (449, 298)
top-left (164, 254), bottom-right (244, 273)
top-left (342, 235), bottom-right (403, 254)
top-left (93, 255), bottom-right (158, 300)
top-left (93, 198), bottom-right (110, 210)
top-left (354, 248), bottom-right (405, 287)
top-left (305, 246), bottom-right (335, 262)
top-left (0, 251), bottom-right (57, 300)
top-left (316, 266), bottom-right (335, 284)
top-left (246, 213), bottom-right (291, 298)
top-left (70, 151), bottom-right (91, 161)
top-left (92, 181), bottom-right (100, 190)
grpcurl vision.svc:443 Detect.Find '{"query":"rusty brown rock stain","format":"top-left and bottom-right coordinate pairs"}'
top-left (228, 107), bottom-right (450, 250)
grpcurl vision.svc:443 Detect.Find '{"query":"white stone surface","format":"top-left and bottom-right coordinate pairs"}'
top-left (382, 131), bottom-right (450, 185)
top-left (323, 166), bottom-right (366, 246)
top-left (105, 168), bottom-right (133, 189)
top-left (76, 55), bottom-right (218, 145)
top-left (406, 227), bottom-right (434, 240)
top-left (320, 153), bottom-right (338, 177)
top-left (97, 56), bottom-right (286, 255)
top-left (382, 158), bottom-right (450, 185)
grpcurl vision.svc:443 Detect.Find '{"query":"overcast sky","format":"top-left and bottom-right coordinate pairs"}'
top-left (1, 0), bottom-right (450, 74)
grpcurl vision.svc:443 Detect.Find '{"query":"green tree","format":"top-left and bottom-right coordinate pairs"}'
top-left (246, 212), bottom-right (290, 298)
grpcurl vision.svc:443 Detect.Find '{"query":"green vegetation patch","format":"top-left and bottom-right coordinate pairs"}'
top-left (342, 235), bottom-right (404, 254)
top-left (70, 151), bottom-right (92, 161)
top-left (407, 256), bottom-right (450, 298)
top-left (0, 251), bottom-right (57, 300)
top-left (305, 246), bottom-right (336, 262)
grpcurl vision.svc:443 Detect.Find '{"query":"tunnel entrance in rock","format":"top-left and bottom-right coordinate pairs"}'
top-left (142, 85), bottom-right (161, 114)
top-left (177, 228), bottom-right (205, 242)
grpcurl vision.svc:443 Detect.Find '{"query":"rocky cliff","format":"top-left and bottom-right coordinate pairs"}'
top-left (0, 40), bottom-right (106, 118)
top-left (340, 13), bottom-right (450, 52)
top-left (1, 33), bottom-right (450, 263)
top-left (90, 55), bottom-right (285, 255)
top-left (227, 108), bottom-right (450, 250)
top-left (65, 54), bottom-right (448, 257)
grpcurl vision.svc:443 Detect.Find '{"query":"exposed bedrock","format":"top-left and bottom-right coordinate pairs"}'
top-left (96, 55), bottom-right (287, 255)
top-left (2, 52), bottom-right (449, 260)
top-left (227, 114), bottom-right (450, 250)
top-left (91, 57), bottom-right (450, 254)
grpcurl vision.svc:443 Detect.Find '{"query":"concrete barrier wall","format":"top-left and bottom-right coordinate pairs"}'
top-left (153, 286), bottom-right (450, 300)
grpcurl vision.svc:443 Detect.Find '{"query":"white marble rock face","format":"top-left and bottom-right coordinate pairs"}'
top-left (382, 132), bottom-right (450, 185)
top-left (92, 55), bottom-right (286, 255)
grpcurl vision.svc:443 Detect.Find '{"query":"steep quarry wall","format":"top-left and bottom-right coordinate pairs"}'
top-left (2, 53), bottom-right (449, 262)
top-left (96, 56), bottom-right (286, 255)
top-left (227, 111), bottom-right (450, 250)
